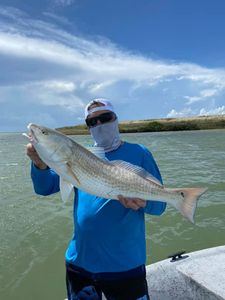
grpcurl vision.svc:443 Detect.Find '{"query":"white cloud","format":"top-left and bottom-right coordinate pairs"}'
top-left (1, 29), bottom-right (225, 92)
top-left (200, 89), bottom-right (218, 98)
top-left (42, 81), bottom-right (76, 93)
top-left (184, 95), bottom-right (202, 104)
top-left (185, 88), bottom-right (219, 105)
top-left (19, 81), bottom-right (84, 110)
top-left (42, 12), bottom-right (71, 25)
top-left (199, 106), bottom-right (225, 116)
top-left (167, 108), bottom-right (194, 118)
top-left (167, 105), bottom-right (225, 118)
top-left (0, 5), bottom-right (27, 20)
top-left (1, 5), bottom-right (225, 131)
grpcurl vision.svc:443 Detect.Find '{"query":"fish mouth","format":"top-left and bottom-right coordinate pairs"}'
top-left (22, 123), bottom-right (38, 144)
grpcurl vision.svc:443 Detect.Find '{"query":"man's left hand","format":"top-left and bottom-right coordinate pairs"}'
top-left (118, 195), bottom-right (146, 210)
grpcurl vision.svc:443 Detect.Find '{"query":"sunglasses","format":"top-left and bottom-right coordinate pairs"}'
top-left (86, 112), bottom-right (116, 128)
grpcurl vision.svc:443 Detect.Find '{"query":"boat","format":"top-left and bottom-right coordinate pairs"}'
top-left (66, 245), bottom-right (225, 299)
top-left (146, 245), bottom-right (225, 300)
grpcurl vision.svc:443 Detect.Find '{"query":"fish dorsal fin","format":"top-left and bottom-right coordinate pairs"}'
top-left (87, 146), bottom-right (107, 160)
top-left (111, 160), bottom-right (163, 187)
top-left (59, 177), bottom-right (74, 202)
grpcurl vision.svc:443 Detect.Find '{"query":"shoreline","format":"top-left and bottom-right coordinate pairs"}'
top-left (57, 115), bottom-right (225, 135)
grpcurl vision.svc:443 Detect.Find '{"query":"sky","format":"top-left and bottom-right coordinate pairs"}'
top-left (1, 0), bottom-right (225, 132)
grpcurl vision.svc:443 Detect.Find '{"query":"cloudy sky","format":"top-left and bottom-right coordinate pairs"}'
top-left (1, 0), bottom-right (225, 131)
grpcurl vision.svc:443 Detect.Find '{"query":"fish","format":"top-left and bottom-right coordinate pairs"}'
top-left (23, 123), bottom-right (207, 223)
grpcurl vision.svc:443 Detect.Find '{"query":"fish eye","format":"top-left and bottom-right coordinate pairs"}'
top-left (41, 129), bottom-right (48, 135)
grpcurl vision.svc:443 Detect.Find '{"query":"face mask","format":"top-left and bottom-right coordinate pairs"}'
top-left (90, 119), bottom-right (121, 152)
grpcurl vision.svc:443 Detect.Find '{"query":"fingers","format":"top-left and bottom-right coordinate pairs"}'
top-left (118, 195), bottom-right (146, 210)
top-left (26, 143), bottom-right (39, 160)
top-left (26, 143), bottom-right (36, 156)
top-left (26, 143), bottom-right (47, 169)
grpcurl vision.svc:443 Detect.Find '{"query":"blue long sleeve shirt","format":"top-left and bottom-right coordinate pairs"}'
top-left (31, 141), bottom-right (166, 273)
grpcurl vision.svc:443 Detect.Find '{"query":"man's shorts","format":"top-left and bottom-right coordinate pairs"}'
top-left (66, 263), bottom-right (150, 300)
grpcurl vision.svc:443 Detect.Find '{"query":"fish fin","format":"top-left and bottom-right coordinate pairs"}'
top-left (59, 177), bottom-right (74, 202)
top-left (66, 162), bottom-right (81, 185)
top-left (165, 187), bottom-right (208, 224)
top-left (87, 146), bottom-right (107, 160)
top-left (111, 160), bottom-right (163, 187)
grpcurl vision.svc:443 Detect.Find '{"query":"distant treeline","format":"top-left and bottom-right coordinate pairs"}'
top-left (57, 115), bottom-right (225, 135)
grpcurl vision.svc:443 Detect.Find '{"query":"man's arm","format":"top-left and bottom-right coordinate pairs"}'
top-left (27, 143), bottom-right (60, 196)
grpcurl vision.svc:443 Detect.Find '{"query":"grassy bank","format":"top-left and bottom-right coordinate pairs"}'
top-left (57, 115), bottom-right (225, 135)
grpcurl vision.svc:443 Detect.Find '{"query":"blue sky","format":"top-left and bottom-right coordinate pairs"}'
top-left (1, 0), bottom-right (225, 131)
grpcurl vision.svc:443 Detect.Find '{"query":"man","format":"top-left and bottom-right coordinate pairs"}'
top-left (27, 99), bottom-right (166, 300)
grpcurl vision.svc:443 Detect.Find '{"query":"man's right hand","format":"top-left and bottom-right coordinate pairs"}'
top-left (26, 143), bottom-right (48, 170)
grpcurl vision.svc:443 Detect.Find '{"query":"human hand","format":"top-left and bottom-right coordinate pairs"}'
top-left (26, 143), bottom-right (48, 170)
top-left (118, 195), bottom-right (146, 210)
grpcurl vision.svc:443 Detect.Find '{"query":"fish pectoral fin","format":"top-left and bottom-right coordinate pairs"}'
top-left (59, 177), bottom-right (74, 202)
top-left (66, 162), bottom-right (81, 185)
top-left (111, 160), bottom-right (163, 187)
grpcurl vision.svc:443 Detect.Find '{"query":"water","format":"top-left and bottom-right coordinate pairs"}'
top-left (0, 130), bottom-right (225, 300)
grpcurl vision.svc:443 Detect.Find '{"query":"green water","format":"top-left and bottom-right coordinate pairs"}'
top-left (0, 130), bottom-right (225, 300)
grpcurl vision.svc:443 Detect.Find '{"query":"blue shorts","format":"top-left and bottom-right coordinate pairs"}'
top-left (66, 263), bottom-right (150, 300)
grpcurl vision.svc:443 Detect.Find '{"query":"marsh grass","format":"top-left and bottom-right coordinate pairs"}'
top-left (57, 115), bottom-right (225, 135)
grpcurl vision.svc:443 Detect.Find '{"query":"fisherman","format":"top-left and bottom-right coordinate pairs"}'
top-left (26, 99), bottom-right (167, 300)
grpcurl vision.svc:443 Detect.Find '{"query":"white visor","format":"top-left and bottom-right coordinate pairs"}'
top-left (85, 99), bottom-right (115, 119)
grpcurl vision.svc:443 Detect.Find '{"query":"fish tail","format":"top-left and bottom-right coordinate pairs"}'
top-left (166, 187), bottom-right (208, 223)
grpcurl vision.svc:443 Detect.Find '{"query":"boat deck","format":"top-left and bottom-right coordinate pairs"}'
top-left (146, 245), bottom-right (225, 300)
